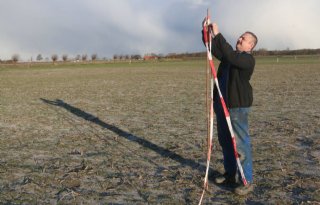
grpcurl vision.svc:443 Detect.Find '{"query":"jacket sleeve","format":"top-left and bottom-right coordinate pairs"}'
top-left (201, 30), bottom-right (224, 60)
top-left (211, 34), bottom-right (223, 60)
top-left (211, 33), bottom-right (254, 71)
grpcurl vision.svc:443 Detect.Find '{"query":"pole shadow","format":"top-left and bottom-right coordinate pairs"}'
top-left (40, 98), bottom-right (218, 176)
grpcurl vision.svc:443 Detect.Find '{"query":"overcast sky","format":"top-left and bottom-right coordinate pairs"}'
top-left (0, 0), bottom-right (319, 60)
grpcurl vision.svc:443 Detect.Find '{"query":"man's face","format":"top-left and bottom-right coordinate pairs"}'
top-left (236, 33), bottom-right (254, 52)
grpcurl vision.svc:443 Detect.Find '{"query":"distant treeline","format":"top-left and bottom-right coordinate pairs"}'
top-left (1, 48), bottom-right (320, 64)
top-left (166, 48), bottom-right (320, 59)
top-left (253, 48), bottom-right (320, 56)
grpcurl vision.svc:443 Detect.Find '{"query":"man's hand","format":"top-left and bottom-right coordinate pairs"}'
top-left (202, 17), bottom-right (211, 27)
top-left (202, 17), bottom-right (220, 37)
top-left (212, 23), bottom-right (220, 36)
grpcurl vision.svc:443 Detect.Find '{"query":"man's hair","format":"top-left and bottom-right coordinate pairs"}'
top-left (245, 31), bottom-right (258, 50)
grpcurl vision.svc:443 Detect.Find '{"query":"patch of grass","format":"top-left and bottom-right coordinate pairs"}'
top-left (0, 59), bottom-right (319, 203)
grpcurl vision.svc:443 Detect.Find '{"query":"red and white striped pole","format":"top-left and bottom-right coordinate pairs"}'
top-left (198, 10), bottom-right (215, 204)
top-left (199, 9), bottom-right (247, 204)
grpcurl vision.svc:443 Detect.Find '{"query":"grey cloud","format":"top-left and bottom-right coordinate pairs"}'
top-left (0, 0), bottom-right (319, 60)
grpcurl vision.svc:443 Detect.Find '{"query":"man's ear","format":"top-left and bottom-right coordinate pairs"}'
top-left (250, 42), bottom-right (255, 51)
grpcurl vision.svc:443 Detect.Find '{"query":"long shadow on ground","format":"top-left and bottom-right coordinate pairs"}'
top-left (40, 98), bottom-right (215, 175)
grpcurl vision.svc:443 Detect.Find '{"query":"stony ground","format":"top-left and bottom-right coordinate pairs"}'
top-left (0, 58), bottom-right (319, 204)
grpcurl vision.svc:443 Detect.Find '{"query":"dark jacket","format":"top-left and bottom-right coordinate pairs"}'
top-left (211, 33), bottom-right (255, 108)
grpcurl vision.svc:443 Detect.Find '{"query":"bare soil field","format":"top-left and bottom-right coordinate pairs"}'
top-left (0, 58), bottom-right (319, 204)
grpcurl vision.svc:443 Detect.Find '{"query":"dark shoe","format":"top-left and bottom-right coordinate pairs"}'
top-left (234, 183), bottom-right (254, 195)
top-left (214, 173), bottom-right (236, 185)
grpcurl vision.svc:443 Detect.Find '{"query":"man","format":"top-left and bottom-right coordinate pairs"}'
top-left (203, 22), bottom-right (258, 195)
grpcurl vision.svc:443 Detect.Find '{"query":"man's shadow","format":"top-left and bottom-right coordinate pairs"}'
top-left (40, 98), bottom-right (219, 178)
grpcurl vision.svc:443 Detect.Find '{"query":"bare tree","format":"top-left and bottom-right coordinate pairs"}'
top-left (62, 54), bottom-right (68, 62)
top-left (12, 54), bottom-right (19, 63)
top-left (51, 54), bottom-right (58, 63)
top-left (131, 54), bottom-right (142, 60)
top-left (36, 54), bottom-right (43, 61)
top-left (82, 54), bottom-right (87, 61)
top-left (256, 48), bottom-right (268, 56)
top-left (91, 53), bottom-right (97, 61)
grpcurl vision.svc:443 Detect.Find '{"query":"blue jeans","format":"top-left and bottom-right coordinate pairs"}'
top-left (214, 102), bottom-right (253, 183)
